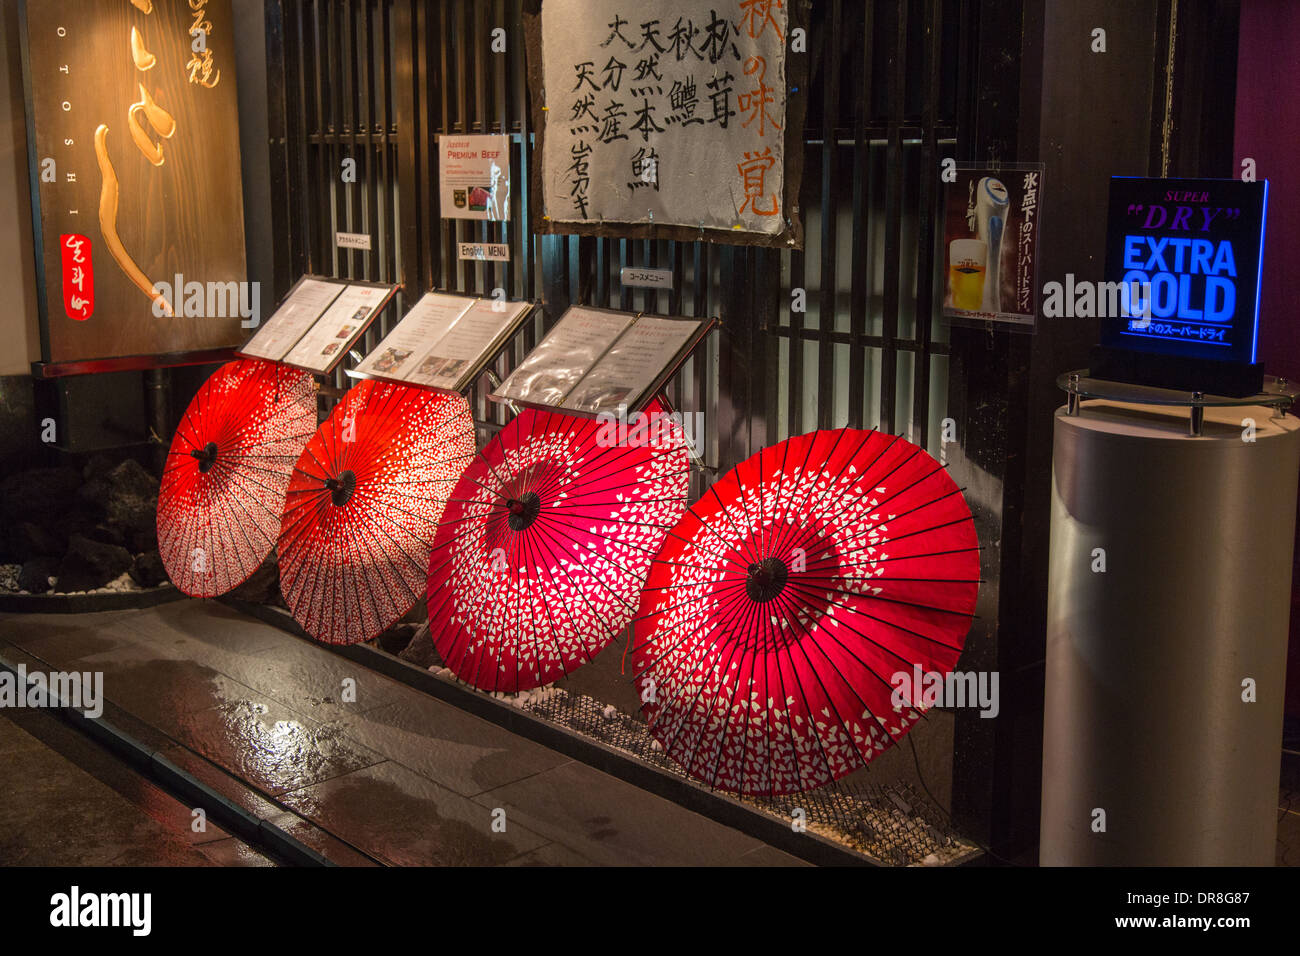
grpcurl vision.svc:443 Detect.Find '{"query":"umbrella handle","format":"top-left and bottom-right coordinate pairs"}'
top-left (323, 470), bottom-right (357, 506)
top-left (190, 441), bottom-right (219, 473)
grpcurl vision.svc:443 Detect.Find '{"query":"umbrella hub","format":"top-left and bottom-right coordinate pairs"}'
top-left (324, 469), bottom-right (357, 507)
top-left (190, 441), bottom-right (220, 473)
top-left (746, 557), bottom-right (789, 603)
top-left (504, 491), bottom-right (542, 531)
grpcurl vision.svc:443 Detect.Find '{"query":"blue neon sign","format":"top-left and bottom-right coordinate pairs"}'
top-left (1101, 177), bottom-right (1268, 366)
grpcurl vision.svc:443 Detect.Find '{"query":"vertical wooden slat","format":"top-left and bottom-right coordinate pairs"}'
top-left (266, 0), bottom-right (294, 296)
top-left (880, 0), bottom-right (908, 434)
top-left (847, 0), bottom-right (873, 430)
top-left (395, 0), bottom-right (421, 295)
top-left (817, 0), bottom-right (842, 431)
top-left (912, 0), bottom-right (942, 448)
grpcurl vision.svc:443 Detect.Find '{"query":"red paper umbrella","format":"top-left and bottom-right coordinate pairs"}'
top-left (277, 379), bottom-right (475, 645)
top-left (631, 428), bottom-right (979, 796)
top-left (158, 358), bottom-right (317, 597)
top-left (427, 398), bottom-right (691, 692)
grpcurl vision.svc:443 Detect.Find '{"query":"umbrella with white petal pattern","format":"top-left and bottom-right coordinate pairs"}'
top-left (629, 427), bottom-right (979, 796)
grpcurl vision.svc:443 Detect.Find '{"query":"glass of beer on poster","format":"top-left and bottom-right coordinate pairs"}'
top-left (948, 238), bottom-right (987, 312)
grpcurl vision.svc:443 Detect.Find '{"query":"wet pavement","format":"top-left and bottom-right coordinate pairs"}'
top-left (0, 601), bottom-right (807, 866)
top-left (0, 704), bottom-right (273, 866)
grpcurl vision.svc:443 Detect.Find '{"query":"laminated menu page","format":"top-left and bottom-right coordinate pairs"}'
top-left (238, 277), bottom-right (348, 361)
top-left (564, 315), bottom-right (705, 414)
top-left (279, 283), bottom-right (397, 374)
top-left (404, 298), bottom-right (534, 392)
top-left (493, 307), bottom-right (633, 407)
top-left (353, 292), bottom-right (475, 381)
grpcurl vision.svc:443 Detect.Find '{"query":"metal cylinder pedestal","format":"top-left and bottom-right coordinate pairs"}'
top-left (1041, 399), bottom-right (1300, 865)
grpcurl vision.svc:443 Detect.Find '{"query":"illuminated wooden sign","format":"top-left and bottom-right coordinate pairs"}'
top-left (19, 0), bottom-right (248, 364)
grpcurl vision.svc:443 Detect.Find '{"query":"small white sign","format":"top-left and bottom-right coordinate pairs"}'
top-left (620, 267), bottom-right (674, 290)
top-left (336, 232), bottom-right (372, 250)
top-left (458, 242), bottom-right (510, 262)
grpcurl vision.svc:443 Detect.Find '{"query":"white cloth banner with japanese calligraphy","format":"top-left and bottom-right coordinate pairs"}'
top-left (539, 1), bottom-right (789, 235)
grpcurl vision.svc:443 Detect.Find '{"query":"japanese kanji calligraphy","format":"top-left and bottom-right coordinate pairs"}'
top-left (528, 0), bottom-right (805, 247)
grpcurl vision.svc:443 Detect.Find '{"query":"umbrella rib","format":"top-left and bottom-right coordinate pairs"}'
top-left (707, 586), bottom-right (779, 793)
top-left (519, 522), bottom-right (614, 684)
top-left (682, 584), bottom-right (767, 792)
top-left (528, 515), bottom-right (653, 614)
top-left (779, 573), bottom-right (972, 659)
top-left (286, 498), bottom-right (334, 638)
top-left (630, 574), bottom-right (759, 683)
top-left (839, 513), bottom-right (978, 558)
top-left (773, 455), bottom-right (957, 562)
top-left (349, 490), bottom-right (440, 624)
top-left (782, 571), bottom-right (974, 638)
top-left (766, 585), bottom-right (892, 775)
top-left (759, 597), bottom-right (836, 796)
top-left (655, 511), bottom-right (763, 579)
top-left (767, 428), bottom-right (911, 562)
top-left (756, 431), bottom-right (806, 564)
top-left (764, 431), bottom-right (914, 562)
top-left (764, 428), bottom-right (882, 560)
top-left (278, 491), bottom-right (334, 621)
top-left (644, 583), bottom-right (761, 762)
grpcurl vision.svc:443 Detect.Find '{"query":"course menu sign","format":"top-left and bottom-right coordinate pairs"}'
top-left (1102, 177), bottom-right (1268, 366)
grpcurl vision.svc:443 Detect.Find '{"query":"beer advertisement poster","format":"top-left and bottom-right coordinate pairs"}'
top-left (941, 165), bottom-right (1043, 330)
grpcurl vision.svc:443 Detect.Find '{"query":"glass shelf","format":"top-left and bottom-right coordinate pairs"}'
top-left (1057, 371), bottom-right (1298, 409)
top-left (1056, 370), bottom-right (1297, 436)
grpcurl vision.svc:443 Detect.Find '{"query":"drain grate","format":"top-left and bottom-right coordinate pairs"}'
top-left (456, 671), bottom-right (979, 866)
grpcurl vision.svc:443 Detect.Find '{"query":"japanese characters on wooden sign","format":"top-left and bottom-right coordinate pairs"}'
top-left (524, 0), bottom-right (807, 249)
top-left (20, 0), bottom-right (249, 363)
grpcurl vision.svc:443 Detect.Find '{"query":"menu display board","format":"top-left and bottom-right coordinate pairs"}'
top-left (494, 307), bottom-right (633, 408)
top-left (405, 299), bottom-right (534, 392)
top-left (565, 316), bottom-right (702, 413)
top-left (354, 293), bottom-right (475, 380)
top-left (352, 293), bottom-right (535, 393)
top-left (280, 283), bottom-right (396, 374)
top-left (238, 277), bottom-right (348, 361)
top-left (492, 307), bottom-right (711, 415)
